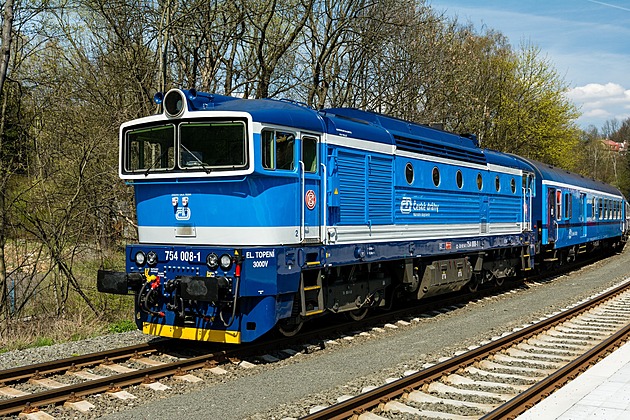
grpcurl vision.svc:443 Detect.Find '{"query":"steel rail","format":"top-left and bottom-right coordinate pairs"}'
top-left (483, 322), bottom-right (630, 419)
top-left (301, 279), bottom-right (630, 420)
top-left (0, 346), bottom-right (236, 416)
top-left (0, 254), bottom-right (618, 417)
top-left (0, 341), bottom-right (165, 383)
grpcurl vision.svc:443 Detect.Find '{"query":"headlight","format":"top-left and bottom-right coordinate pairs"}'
top-left (220, 254), bottom-right (233, 270)
top-left (164, 89), bottom-right (185, 117)
top-left (206, 253), bottom-right (219, 270)
top-left (147, 251), bottom-right (158, 266)
top-left (134, 251), bottom-right (146, 266)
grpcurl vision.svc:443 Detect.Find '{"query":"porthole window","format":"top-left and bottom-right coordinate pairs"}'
top-left (405, 162), bottom-right (414, 185)
top-left (456, 170), bottom-right (463, 189)
top-left (476, 173), bottom-right (483, 190)
top-left (495, 176), bottom-right (500, 192)
top-left (432, 167), bottom-right (440, 187)
top-left (510, 178), bottom-right (516, 193)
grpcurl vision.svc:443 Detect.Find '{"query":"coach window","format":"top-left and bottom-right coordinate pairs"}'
top-left (405, 163), bottom-right (414, 185)
top-left (262, 130), bottom-right (295, 170)
top-left (476, 173), bottom-right (483, 190)
top-left (592, 198), bottom-right (596, 219)
top-left (495, 176), bottom-right (500, 192)
top-left (456, 170), bottom-right (463, 189)
top-left (555, 190), bottom-right (562, 221)
top-left (432, 167), bottom-right (440, 187)
top-left (563, 193), bottom-right (572, 219)
top-left (302, 136), bottom-right (317, 173)
top-left (598, 198), bottom-right (603, 220)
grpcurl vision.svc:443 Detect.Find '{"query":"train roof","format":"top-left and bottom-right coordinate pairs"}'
top-left (513, 155), bottom-right (623, 196)
top-left (482, 149), bottom-right (533, 171)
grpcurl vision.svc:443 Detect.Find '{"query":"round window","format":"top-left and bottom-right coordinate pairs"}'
top-left (476, 173), bottom-right (483, 190)
top-left (510, 178), bottom-right (516, 193)
top-left (405, 163), bottom-right (414, 185)
top-left (456, 170), bottom-right (463, 189)
top-left (432, 167), bottom-right (440, 187)
top-left (495, 176), bottom-right (500, 192)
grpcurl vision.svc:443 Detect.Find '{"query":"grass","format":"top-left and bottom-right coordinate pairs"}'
top-left (0, 241), bottom-right (139, 351)
top-left (108, 319), bottom-right (137, 334)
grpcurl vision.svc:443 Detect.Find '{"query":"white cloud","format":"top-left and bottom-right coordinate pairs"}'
top-left (565, 83), bottom-right (630, 128)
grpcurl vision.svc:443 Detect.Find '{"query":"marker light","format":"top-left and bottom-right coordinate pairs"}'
top-left (220, 254), bottom-right (233, 270)
top-left (206, 253), bottom-right (219, 270)
top-left (153, 92), bottom-right (164, 105)
top-left (135, 251), bottom-right (146, 266)
top-left (147, 251), bottom-right (158, 266)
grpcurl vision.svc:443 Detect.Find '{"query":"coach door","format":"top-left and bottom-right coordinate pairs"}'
top-left (300, 135), bottom-right (322, 243)
top-left (547, 187), bottom-right (558, 243)
top-left (522, 172), bottom-right (534, 231)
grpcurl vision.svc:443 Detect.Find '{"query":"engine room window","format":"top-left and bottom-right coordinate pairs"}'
top-left (405, 163), bottom-right (414, 185)
top-left (510, 178), bottom-right (516, 193)
top-left (432, 167), bottom-right (440, 187)
top-left (495, 176), bottom-right (500, 192)
top-left (125, 125), bottom-right (175, 173)
top-left (302, 136), bottom-right (318, 173)
top-left (262, 130), bottom-right (295, 170)
top-left (456, 170), bottom-right (463, 189)
top-left (179, 121), bottom-right (247, 170)
top-left (476, 173), bottom-right (483, 190)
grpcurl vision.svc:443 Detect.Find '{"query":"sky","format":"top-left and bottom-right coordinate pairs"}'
top-left (428, 0), bottom-right (630, 130)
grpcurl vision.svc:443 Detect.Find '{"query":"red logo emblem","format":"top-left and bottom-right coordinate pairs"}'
top-left (305, 190), bottom-right (316, 210)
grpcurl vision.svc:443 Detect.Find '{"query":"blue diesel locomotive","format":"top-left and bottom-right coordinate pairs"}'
top-left (97, 89), bottom-right (628, 343)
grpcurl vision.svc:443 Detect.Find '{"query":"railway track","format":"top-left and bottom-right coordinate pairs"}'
top-left (0, 257), bottom-right (617, 418)
top-left (301, 279), bottom-right (630, 420)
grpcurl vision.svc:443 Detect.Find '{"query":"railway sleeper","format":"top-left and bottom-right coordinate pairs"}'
top-left (382, 400), bottom-right (480, 420)
top-left (477, 359), bottom-right (555, 376)
top-left (505, 348), bottom-right (574, 362)
top-left (491, 353), bottom-right (564, 369)
top-left (464, 366), bottom-right (540, 382)
top-left (444, 373), bottom-right (530, 392)
top-left (516, 342), bottom-right (583, 356)
top-left (405, 390), bottom-right (496, 412)
top-left (426, 381), bottom-right (514, 401)
top-left (527, 336), bottom-right (593, 350)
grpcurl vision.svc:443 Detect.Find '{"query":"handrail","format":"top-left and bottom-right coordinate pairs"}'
top-left (321, 162), bottom-right (327, 244)
top-left (299, 160), bottom-right (305, 243)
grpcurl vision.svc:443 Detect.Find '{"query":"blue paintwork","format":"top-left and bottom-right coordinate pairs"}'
top-left (116, 90), bottom-right (627, 343)
top-left (512, 156), bottom-right (625, 248)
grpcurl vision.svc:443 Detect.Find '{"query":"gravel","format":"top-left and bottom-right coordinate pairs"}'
top-left (0, 330), bottom-right (154, 371)
top-left (2, 248), bottom-right (629, 419)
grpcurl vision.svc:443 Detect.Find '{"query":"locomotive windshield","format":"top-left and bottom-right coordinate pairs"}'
top-left (126, 125), bottom-right (175, 172)
top-left (179, 122), bottom-right (246, 169)
top-left (124, 120), bottom-right (247, 174)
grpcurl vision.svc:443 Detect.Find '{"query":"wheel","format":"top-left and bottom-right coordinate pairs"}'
top-left (345, 307), bottom-right (369, 321)
top-left (277, 318), bottom-right (303, 337)
top-left (467, 279), bottom-right (479, 293)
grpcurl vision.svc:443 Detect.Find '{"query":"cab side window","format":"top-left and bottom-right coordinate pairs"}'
top-left (302, 136), bottom-right (317, 173)
top-left (262, 130), bottom-right (295, 170)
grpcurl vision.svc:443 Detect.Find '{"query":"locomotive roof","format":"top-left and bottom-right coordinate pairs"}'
top-left (186, 92), bottom-right (487, 165)
top-left (513, 155), bottom-right (623, 196)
